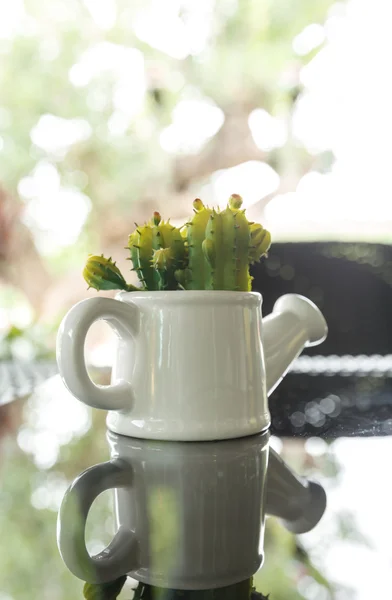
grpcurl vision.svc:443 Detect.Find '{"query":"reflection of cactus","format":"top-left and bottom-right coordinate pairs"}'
top-left (83, 255), bottom-right (138, 292)
top-left (127, 212), bottom-right (186, 291)
top-left (83, 195), bottom-right (271, 293)
top-left (84, 576), bottom-right (266, 600)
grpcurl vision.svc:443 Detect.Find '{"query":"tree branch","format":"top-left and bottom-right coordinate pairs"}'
top-left (0, 186), bottom-right (52, 314)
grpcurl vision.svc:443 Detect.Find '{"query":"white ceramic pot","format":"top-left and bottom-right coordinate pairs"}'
top-left (56, 291), bottom-right (327, 441)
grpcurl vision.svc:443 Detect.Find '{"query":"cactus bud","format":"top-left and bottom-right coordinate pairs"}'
top-left (193, 198), bottom-right (205, 212)
top-left (249, 224), bottom-right (271, 263)
top-left (83, 255), bottom-right (139, 292)
top-left (228, 194), bottom-right (243, 210)
top-left (152, 211), bottom-right (161, 226)
top-left (151, 247), bottom-right (173, 271)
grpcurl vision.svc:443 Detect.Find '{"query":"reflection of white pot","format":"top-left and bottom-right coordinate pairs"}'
top-left (56, 291), bottom-right (327, 441)
top-left (57, 431), bottom-right (326, 588)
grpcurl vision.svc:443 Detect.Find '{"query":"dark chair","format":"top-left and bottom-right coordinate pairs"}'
top-left (251, 242), bottom-right (392, 437)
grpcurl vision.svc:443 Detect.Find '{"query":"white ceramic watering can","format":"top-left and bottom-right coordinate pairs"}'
top-left (56, 291), bottom-right (327, 441)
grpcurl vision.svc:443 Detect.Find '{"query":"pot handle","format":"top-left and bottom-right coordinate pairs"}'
top-left (56, 297), bottom-right (139, 410)
top-left (57, 459), bottom-right (138, 583)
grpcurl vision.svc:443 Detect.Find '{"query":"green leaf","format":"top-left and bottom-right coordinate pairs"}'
top-left (83, 576), bottom-right (127, 600)
top-left (3, 325), bottom-right (24, 341)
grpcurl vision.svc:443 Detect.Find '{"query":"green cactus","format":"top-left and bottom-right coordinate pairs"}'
top-left (83, 255), bottom-right (138, 292)
top-left (175, 198), bottom-right (213, 290)
top-left (128, 221), bottom-right (155, 291)
top-left (127, 211), bottom-right (186, 291)
top-left (204, 194), bottom-right (270, 291)
top-left (175, 194), bottom-right (271, 292)
top-left (83, 195), bottom-right (270, 294)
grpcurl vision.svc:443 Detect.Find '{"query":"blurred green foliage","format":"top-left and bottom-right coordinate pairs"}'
top-left (0, 323), bottom-right (56, 360)
top-left (0, 0), bottom-right (336, 275)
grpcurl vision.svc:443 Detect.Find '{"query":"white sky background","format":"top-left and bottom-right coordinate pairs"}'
top-left (264, 0), bottom-right (392, 240)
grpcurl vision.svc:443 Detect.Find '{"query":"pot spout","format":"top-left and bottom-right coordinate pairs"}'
top-left (262, 294), bottom-right (328, 396)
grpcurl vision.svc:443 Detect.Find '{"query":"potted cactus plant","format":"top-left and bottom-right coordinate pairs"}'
top-left (80, 194), bottom-right (271, 600)
top-left (58, 193), bottom-right (328, 600)
top-left (83, 195), bottom-right (271, 294)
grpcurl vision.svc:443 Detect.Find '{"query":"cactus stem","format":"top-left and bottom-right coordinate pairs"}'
top-left (121, 195), bottom-right (270, 293)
